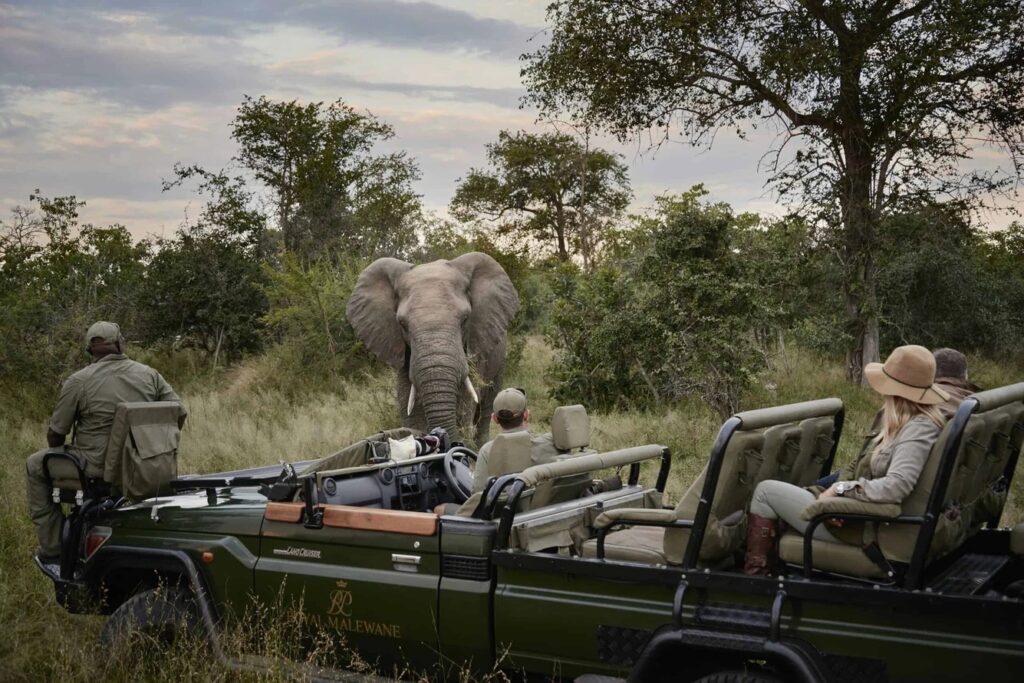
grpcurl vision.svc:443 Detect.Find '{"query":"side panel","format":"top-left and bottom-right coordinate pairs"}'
top-left (493, 561), bottom-right (675, 679)
top-left (437, 518), bottom-right (498, 676)
top-left (255, 519), bottom-right (442, 672)
top-left (492, 553), bottom-right (1024, 682)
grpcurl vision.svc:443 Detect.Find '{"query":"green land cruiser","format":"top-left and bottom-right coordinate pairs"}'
top-left (36, 384), bottom-right (1024, 682)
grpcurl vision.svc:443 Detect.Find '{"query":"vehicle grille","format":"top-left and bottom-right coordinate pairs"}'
top-left (442, 554), bottom-right (490, 581)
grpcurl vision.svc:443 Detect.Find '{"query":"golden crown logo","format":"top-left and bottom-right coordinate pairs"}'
top-left (335, 579), bottom-right (348, 589)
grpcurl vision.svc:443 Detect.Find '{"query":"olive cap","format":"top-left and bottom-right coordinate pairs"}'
top-left (84, 321), bottom-right (122, 349)
top-left (493, 387), bottom-right (527, 417)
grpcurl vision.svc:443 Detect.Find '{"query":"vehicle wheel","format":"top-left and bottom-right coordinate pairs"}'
top-left (99, 586), bottom-right (205, 650)
top-left (690, 671), bottom-right (782, 683)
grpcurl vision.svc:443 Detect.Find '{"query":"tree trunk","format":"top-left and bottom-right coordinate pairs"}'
top-left (554, 203), bottom-right (569, 261)
top-left (840, 143), bottom-right (880, 384)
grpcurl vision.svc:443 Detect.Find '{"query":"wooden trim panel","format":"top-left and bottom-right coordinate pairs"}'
top-left (322, 505), bottom-right (438, 536)
top-left (265, 502), bottom-right (304, 523)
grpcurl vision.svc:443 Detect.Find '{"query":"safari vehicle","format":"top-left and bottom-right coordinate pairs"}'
top-left (37, 386), bottom-right (1024, 682)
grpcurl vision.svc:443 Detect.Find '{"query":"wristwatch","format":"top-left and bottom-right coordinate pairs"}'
top-left (834, 482), bottom-right (852, 496)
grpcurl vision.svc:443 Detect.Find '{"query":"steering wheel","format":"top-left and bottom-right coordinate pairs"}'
top-left (442, 446), bottom-right (478, 503)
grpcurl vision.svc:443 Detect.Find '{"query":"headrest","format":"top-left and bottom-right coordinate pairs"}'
top-left (488, 430), bottom-right (533, 477)
top-left (972, 382), bottom-right (1024, 412)
top-left (552, 405), bottom-right (590, 451)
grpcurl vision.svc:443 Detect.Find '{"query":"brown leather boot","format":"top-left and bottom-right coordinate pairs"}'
top-left (742, 513), bottom-right (779, 576)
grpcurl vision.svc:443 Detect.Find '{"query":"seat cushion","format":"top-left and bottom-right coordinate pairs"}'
top-left (580, 526), bottom-right (668, 564)
top-left (779, 531), bottom-right (886, 579)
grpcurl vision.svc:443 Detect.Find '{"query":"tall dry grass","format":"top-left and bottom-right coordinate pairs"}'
top-left (1, 337), bottom-right (1021, 681)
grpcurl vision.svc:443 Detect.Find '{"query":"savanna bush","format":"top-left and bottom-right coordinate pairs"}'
top-left (547, 187), bottom-right (766, 418)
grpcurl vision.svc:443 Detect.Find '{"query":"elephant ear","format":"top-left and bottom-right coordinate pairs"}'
top-left (346, 257), bottom-right (414, 368)
top-left (450, 252), bottom-right (519, 380)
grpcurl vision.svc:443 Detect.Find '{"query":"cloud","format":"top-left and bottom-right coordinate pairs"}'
top-left (0, 11), bottom-right (264, 110)
top-left (9, 0), bottom-right (541, 59)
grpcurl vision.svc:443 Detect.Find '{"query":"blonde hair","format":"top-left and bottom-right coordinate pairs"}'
top-left (873, 395), bottom-right (945, 456)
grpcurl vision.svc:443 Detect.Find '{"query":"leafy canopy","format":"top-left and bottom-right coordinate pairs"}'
top-left (230, 95), bottom-right (423, 260)
top-left (524, 0), bottom-right (1024, 379)
top-left (450, 130), bottom-right (630, 266)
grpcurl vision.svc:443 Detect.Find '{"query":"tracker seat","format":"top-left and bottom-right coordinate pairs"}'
top-left (779, 382), bottom-right (1024, 585)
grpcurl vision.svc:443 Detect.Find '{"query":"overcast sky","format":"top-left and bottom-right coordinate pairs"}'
top-left (0, 0), bottom-right (1018, 240)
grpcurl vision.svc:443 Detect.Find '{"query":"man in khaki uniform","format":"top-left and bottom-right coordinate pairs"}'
top-left (472, 388), bottom-right (559, 493)
top-left (25, 321), bottom-right (186, 562)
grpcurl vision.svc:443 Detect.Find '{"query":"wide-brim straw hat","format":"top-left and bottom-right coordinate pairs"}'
top-left (864, 345), bottom-right (950, 405)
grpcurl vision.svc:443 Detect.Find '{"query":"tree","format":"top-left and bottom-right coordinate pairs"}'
top-left (548, 186), bottom-right (764, 417)
top-left (0, 192), bottom-right (148, 400)
top-left (230, 95), bottom-right (423, 260)
top-left (142, 168), bottom-right (269, 365)
top-left (450, 130), bottom-right (630, 267)
top-left (524, 1), bottom-right (1024, 381)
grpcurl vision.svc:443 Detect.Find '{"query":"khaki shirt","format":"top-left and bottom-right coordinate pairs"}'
top-left (473, 426), bottom-right (560, 493)
top-left (49, 354), bottom-right (184, 469)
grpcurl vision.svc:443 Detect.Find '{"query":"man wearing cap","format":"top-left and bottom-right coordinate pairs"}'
top-left (932, 347), bottom-right (980, 419)
top-left (24, 321), bottom-right (186, 564)
top-left (471, 387), bottom-right (559, 493)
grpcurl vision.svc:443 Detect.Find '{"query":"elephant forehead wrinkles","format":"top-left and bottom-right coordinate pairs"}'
top-left (397, 261), bottom-right (468, 291)
top-left (400, 290), bottom-right (471, 322)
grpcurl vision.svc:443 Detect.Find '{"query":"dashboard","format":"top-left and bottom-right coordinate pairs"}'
top-left (316, 455), bottom-right (456, 512)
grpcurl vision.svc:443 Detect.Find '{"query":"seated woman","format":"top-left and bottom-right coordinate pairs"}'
top-left (743, 345), bottom-right (948, 575)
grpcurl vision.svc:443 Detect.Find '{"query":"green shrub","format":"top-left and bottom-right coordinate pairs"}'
top-left (547, 187), bottom-right (766, 417)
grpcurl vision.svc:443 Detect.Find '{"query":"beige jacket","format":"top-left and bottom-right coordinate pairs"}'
top-left (838, 416), bottom-right (942, 505)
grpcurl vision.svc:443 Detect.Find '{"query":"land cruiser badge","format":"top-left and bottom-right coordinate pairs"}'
top-left (272, 546), bottom-right (322, 559)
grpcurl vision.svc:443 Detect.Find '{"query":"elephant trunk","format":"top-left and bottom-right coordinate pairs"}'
top-left (419, 375), bottom-right (460, 438)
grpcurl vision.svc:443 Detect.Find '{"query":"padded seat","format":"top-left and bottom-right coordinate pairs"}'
top-left (488, 430), bottom-right (534, 475)
top-left (781, 382), bottom-right (1024, 583)
top-left (552, 405), bottom-right (592, 453)
top-left (591, 525), bottom-right (667, 564)
top-left (779, 532), bottom-right (885, 579)
top-left (534, 405), bottom-right (595, 507)
top-left (581, 399), bottom-right (842, 566)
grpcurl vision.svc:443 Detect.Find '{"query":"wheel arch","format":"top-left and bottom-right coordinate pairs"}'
top-left (627, 627), bottom-right (826, 683)
top-left (85, 546), bottom-right (223, 655)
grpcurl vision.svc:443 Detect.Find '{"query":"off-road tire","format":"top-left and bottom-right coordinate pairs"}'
top-left (690, 671), bottom-right (782, 683)
top-left (99, 586), bottom-right (204, 650)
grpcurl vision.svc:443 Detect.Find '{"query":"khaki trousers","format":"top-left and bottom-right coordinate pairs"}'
top-left (24, 448), bottom-right (102, 557)
top-left (750, 479), bottom-right (841, 543)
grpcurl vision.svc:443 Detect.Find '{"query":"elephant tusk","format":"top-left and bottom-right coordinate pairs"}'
top-left (464, 377), bottom-right (479, 405)
top-left (407, 385), bottom-right (416, 416)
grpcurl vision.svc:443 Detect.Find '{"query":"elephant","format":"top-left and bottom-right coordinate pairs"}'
top-left (346, 252), bottom-right (519, 446)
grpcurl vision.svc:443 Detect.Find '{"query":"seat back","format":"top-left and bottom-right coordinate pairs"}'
top-left (103, 401), bottom-right (185, 501)
top-left (532, 405), bottom-right (595, 508)
top-left (665, 399), bottom-right (843, 566)
top-left (755, 416), bottom-right (837, 487)
top-left (551, 405), bottom-right (591, 451)
top-left (486, 430), bottom-right (534, 478)
top-left (879, 383), bottom-right (1024, 565)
